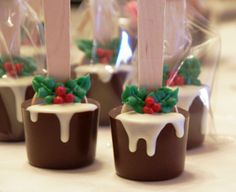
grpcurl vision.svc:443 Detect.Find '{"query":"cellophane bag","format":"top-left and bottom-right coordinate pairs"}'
top-left (74, 0), bottom-right (135, 125)
top-left (0, 0), bottom-right (44, 141)
top-left (124, 0), bottom-right (220, 148)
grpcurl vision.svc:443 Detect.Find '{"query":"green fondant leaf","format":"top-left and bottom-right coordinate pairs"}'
top-left (77, 75), bottom-right (91, 92)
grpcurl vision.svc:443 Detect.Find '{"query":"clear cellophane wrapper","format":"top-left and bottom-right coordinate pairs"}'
top-left (73, 0), bottom-right (135, 68)
top-left (125, 0), bottom-right (220, 137)
top-left (0, 0), bottom-right (44, 79)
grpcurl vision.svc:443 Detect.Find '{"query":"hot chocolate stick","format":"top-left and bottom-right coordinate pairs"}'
top-left (0, 0), bottom-right (21, 55)
top-left (43, 0), bottom-right (71, 82)
top-left (138, 0), bottom-right (166, 90)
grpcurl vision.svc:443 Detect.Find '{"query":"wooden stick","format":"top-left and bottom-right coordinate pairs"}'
top-left (0, 0), bottom-right (21, 56)
top-left (138, 0), bottom-right (166, 90)
top-left (43, 0), bottom-right (71, 82)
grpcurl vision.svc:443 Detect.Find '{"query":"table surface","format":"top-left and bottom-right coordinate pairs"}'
top-left (1, 17), bottom-right (236, 192)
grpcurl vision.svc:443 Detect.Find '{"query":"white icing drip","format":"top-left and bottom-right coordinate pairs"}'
top-left (75, 64), bottom-right (132, 83)
top-left (174, 85), bottom-right (209, 111)
top-left (0, 77), bottom-right (33, 122)
top-left (116, 111), bottom-right (185, 157)
top-left (171, 85), bottom-right (209, 134)
top-left (27, 103), bottom-right (97, 143)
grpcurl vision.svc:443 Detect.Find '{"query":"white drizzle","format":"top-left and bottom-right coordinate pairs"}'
top-left (174, 85), bottom-right (209, 134)
top-left (173, 85), bottom-right (209, 111)
top-left (0, 76), bottom-right (33, 122)
top-left (27, 103), bottom-right (97, 143)
top-left (116, 111), bottom-right (185, 157)
top-left (75, 64), bottom-right (132, 83)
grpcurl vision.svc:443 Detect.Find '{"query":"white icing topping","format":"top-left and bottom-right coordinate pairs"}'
top-left (173, 85), bottom-right (209, 134)
top-left (75, 64), bottom-right (132, 83)
top-left (0, 76), bottom-right (33, 122)
top-left (173, 85), bottom-right (209, 111)
top-left (116, 111), bottom-right (185, 157)
top-left (27, 103), bottom-right (97, 143)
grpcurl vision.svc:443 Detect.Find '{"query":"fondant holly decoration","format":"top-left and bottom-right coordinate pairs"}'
top-left (122, 85), bottom-right (178, 114)
top-left (76, 38), bottom-right (121, 64)
top-left (0, 56), bottom-right (37, 78)
top-left (164, 56), bottom-right (202, 86)
top-left (32, 75), bottom-right (91, 104)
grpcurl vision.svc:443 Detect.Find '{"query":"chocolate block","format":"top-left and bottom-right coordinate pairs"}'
top-left (22, 98), bottom-right (100, 169)
top-left (109, 106), bottom-right (189, 181)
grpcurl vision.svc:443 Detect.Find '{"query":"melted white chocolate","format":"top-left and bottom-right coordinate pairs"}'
top-left (116, 111), bottom-right (185, 157)
top-left (75, 64), bottom-right (132, 83)
top-left (27, 103), bottom-right (97, 143)
top-left (174, 85), bottom-right (209, 134)
top-left (0, 76), bottom-right (33, 122)
top-left (174, 85), bottom-right (209, 111)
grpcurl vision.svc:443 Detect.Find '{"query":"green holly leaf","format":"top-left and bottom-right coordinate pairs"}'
top-left (149, 88), bottom-right (178, 113)
top-left (37, 87), bottom-right (50, 98)
top-left (179, 56), bottom-right (201, 86)
top-left (122, 85), bottom-right (146, 113)
top-left (45, 95), bottom-right (55, 104)
top-left (76, 40), bottom-right (93, 59)
top-left (72, 86), bottom-right (86, 99)
top-left (77, 75), bottom-right (91, 92)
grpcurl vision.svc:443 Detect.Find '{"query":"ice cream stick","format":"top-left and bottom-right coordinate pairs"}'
top-left (138, 0), bottom-right (166, 90)
top-left (43, 0), bottom-right (71, 82)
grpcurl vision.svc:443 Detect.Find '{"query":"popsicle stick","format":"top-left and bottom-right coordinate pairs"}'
top-left (138, 0), bottom-right (166, 90)
top-left (43, 0), bottom-right (71, 82)
top-left (165, 0), bottom-right (188, 59)
top-left (0, 0), bottom-right (21, 56)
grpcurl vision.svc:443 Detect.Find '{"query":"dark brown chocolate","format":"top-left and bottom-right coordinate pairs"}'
top-left (109, 106), bottom-right (189, 181)
top-left (22, 98), bottom-right (100, 169)
top-left (0, 86), bottom-right (34, 141)
top-left (187, 96), bottom-right (206, 149)
top-left (88, 71), bottom-right (128, 126)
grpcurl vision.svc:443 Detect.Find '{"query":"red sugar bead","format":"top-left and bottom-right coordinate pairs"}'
top-left (145, 97), bottom-right (155, 107)
top-left (152, 103), bottom-right (161, 113)
top-left (53, 96), bottom-right (64, 104)
top-left (100, 57), bottom-right (109, 64)
top-left (96, 48), bottom-right (105, 57)
top-left (174, 75), bottom-right (185, 86)
top-left (3, 62), bottom-right (13, 71)
top-left (143, 106), bottom-right (154, 114)
top-left (65, 93), bottom-right (75, 103)
top-left (55, 86), bottom-right (66, 96)
top-left (15, 63), bottom-right (23, 74)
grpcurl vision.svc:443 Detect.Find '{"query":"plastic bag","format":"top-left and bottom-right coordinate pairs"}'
top-left (124, 0), bottom-right (220, 148)
top-left (74, 0), bottom-right (134, 125)
top-left (0, 0), bottom-right (44, 141)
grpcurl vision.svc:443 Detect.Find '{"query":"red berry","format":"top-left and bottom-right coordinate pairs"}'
top-left (174, 75), bottom-right (185, 86)
top-left (3, 62), bottom-right (13, 71)
top-left (143, 106), bottom-right (154, 114)
top-left (105, 50), bottom-right (113, 58)
top-left (15, 63), bottom-right (23, 74)
top-left (145, 97), bottom-right (155, 107)
top-left (99, 57), bottom-right (109, 64)
top-left (152, 103), bottom-right (161, 113)
top-left (55, 86), bottom-right (66, 96)
top-left (53, 96), bottom-right (64, 104)
top-left (8, 69), bottom-right (17, 77)
top-left (96, 48), bottom-right (105, 57)
top-left (65, 93), bottom-right (75, 103)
